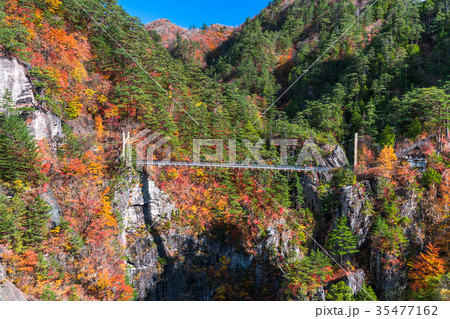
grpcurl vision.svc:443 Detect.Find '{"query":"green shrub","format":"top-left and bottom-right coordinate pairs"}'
top-left (421, 168), bottom-right (442, 189)
top-left (372, 216), bottom-right (407, 256)
top-left (330, 168), bottom-right (357, 190)
top-left (41, 285), bottom-right (58, 301)
top-left (355, 283), bottom-right (378, 301)
top-left (407, 118), bottom-right (422, 140)
top-left (326, 281), bottom-right (354, 301)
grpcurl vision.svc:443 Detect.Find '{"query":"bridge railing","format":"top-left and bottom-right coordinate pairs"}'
top-left (135, 161), bottom-right (329, 172)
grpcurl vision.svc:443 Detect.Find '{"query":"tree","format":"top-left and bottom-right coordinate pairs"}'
top-left (396, 87), bottom-right (449, 135)
top-left (380, 125), bottom-right (395, 147)
top-left (326, 281), bottom-right (354, 301)
top-left (372, 216), bottom-right (407, 257)
top-left (284, 250), bottom-right (333, 299)
top-left (0, 192), bottom-right (50, 250)
top-left (378, 145), bottom-right (397, 178)
top-left (421, 168), bottom-right (442, 189)
top-left (330, 168), bottom-right (357, 190)
top-left (0, 113), bottom-right (42, 183)
top-left (22, 195), bottom-right (51, 247)
top-left (326, 216), bottom-right (359, 264)
top-left (409, 243), bottom-right (446, 299)
top-left (355, 283), bottom-right (378, 301)
top-left (407, 118), bottom-right (422, 140)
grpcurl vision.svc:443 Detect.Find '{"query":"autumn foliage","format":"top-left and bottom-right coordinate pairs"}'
top-left (409, 243), bottom-right (446, 294)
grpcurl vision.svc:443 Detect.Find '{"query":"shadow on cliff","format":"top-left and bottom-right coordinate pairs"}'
top-left (138, 172), bottom-right (283, 301)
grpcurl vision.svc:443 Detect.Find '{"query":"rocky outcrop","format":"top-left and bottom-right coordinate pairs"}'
top-left (41, 188), bottom-right (62, 228)
top-left (338, 182), bottom-right (373, 248)
top-left (370, 248), bottom-right (408, 301)
top-left (114, 172), bottom-right (175, 246)
top-left (302, 145), bottom-right (349, 215)
top-left (312, 269), bottom-right (366, 301)
top-left (0, 248), bottom-right (28, 301)
top-left (114, 171), bottom-right (289, 300)
top-left (323, 146), bottom-right (348, 171)
top-left (0, 264), bottom-right (28, 301)
top-left (0, 57), bottom-right (64, 147)
top-left (0, 57), bottom-right (35, 109)
top-left (127, 225), bottom-right (288, 301)
top-left (367, 188), bottom-right (423, 301)
top-left (26, 108), bottom-right (64, 147)
top-left (304, 145), bottom-right (350, 246)
top-left (400, 190), bottom-right (426, 249)
top-left (344, 269), bottom-right (366, 295)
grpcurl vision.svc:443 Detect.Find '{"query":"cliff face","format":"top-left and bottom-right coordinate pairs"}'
top-left (0, 57), bottom-right (35, 109)
top-left (0, 56), bottom-right (64, 148)
top-left (0, 249), bottom-right (28, 301)
top-left (113, 172), bottom-right (292, 300)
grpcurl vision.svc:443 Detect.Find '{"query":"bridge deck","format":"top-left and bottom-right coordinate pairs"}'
top-left (136, 161), bottom-right (329, 172)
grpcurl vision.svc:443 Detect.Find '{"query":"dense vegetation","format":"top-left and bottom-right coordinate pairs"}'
top-left (0, 0), bottom-right (448, 301)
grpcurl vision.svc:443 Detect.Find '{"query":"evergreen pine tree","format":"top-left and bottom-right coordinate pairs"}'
top-left (22, 195), bottom-right (51, 247)
top-left (326, 216), bottom-right (359, 263)
top-left (0, 114), bottom-right (41, 183)
top-left (380, 125), bottom-right (395, 148)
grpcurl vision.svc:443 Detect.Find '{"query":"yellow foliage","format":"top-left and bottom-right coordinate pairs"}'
top-left (378, 145), bottom-right (397, 177)
top-left (66, 98), bottom-right (82, 119)
top-left (98, 94), bottom-right (108, 104)
top-left (71, 61), bottom-right (88, 83)
top-left (216, 198), bottom-right (227, 211)
top-left (101, 188), bottom-right (117, 228)
top-left (95, 115), bottom-right (104, 140)
top-left (167, 167), bottom-right (179, 180)
top-left (84, 89), bottom-right (96, 99)
top-left (45, 0), bottom-right (62, 13)
top-left (95, 273), bottom-right (111, 291)
top-left (12, 180), bottom-right (30, 192)
top-left (196, 169), bottom-right (204, 177)
top-left (84, 151), bottom-right (105, 178)
top-left (195, 102), bottom-right (206, 108)
top-left (105, 104), bottom-right (120, 118)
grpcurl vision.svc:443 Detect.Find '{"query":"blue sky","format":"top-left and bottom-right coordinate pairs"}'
top-left (118, 0), bottom-right (270, 28)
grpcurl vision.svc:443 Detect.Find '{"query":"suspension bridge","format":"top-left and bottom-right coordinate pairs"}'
top-left (135, 161), bottom-right (329, 172)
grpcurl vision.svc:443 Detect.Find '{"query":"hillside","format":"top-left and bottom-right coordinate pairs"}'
top-left (146, 19), bottom-right (235, 65)
top-left (0, 0), bottom-right (449, 302)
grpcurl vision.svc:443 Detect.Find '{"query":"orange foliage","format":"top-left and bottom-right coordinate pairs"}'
top-left (409, 243), bottom-right (446, 292)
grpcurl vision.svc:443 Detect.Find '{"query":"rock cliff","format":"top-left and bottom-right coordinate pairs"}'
top-left (0, 57), bottom-right (35, 109)
top-left (113, 171), bottom-right (292, 300)
top-left (0, 249), bottom-right (28, 301)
